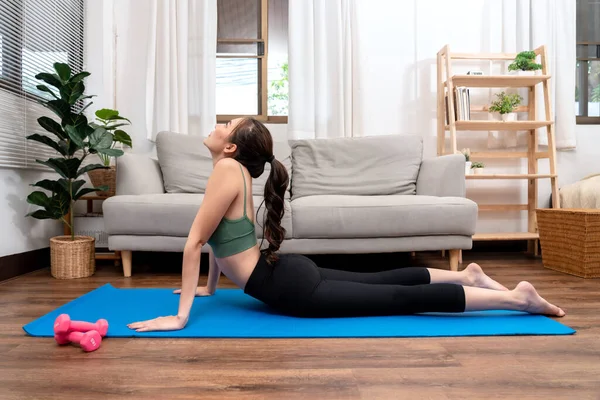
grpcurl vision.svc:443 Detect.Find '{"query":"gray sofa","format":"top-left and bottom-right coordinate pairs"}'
top-left (103, 132), bottom-right (478, 276)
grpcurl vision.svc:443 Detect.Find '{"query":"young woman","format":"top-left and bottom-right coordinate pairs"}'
top-left (128, 118), bottom-right (565, 332)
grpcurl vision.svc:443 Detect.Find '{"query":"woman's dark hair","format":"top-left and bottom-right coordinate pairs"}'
top-left (228, 118), bottom-right (289, 264)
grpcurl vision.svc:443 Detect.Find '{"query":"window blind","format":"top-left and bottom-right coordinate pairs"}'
top-left (0, 0), bottom-right (84, 169)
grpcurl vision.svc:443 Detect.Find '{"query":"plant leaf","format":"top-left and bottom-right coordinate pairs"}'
top-left (55, 191), bottom-right (71, 218)
top-left (89, 127), bottom-right (113, 150)
top-left (71, 179), bottom-right (87, 197)
top-left (74, 187), bottom-right (103, 200)
top-left (97, 148), bottom-right (123, 157)
top-left (69, 71), bottom-right (90, 83)
top-left (77, 163), bottom-right (108, 176)
top-left (64, 158), bottom-right (83, 179)
top-left (54, 63), bottom-right (71, 82)
top-left (36, 158), bottom-right (82, 179)
top-left (37, 116), bottom-right (66, 140)
top-left (35, 73), bottom-right (62, 89)
top-left (36, 85), bottom-right (59, 100)
top-left (95, 108), bottom-right (119, 120)
top-left (26, 210), bottom-right (55, 219)
top-left (31, 179), bottom-right (62, 192)
top-left (27, 191), bottom-right (52, 207)
top-left (65, 125), bottom-right (85, 149)
top-left (25, 134), bottom-right (67, 156)
top-left (113, 130), bottom-right (132, 147)
top-left (105, 115), bottom-right (131, 123)
top-left (35, 159), bottom-right (69, 179)
top-left (45, 100), bottom-right (70, 120)
top-left (104, 123), bottom-right (129, 130)
top-left (63, 113), bottom-right (88, 131)
top-left (59, 81), bottom-right (85, 105)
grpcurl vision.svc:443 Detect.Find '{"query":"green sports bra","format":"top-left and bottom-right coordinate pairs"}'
top-left (207, 163), bottom-right (257, 258)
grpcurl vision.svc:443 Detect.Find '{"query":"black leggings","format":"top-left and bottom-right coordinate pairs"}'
top-left (244, 253), bottom-right (466, 318)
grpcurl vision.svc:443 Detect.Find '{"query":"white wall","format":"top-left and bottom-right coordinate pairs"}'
top-left (0, 169), bottom-right (63, 257)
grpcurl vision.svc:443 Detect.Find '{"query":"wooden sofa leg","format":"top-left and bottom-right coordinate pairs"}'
top-left (449, 249), bottom-right (460, 272)
top-left (122, 251), bottom-right (132, 277)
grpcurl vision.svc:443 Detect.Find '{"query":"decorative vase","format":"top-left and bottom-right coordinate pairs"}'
top-left (465, 161), bottom-right (472, 175)
top-left (501, 112), bottom-right (517, 122)
top-left (473, 167), bottom-right (485, 175)
top-left (50, 236), bottom-right (96, 279)
top-left (87, 166), bottom-right (116, 197)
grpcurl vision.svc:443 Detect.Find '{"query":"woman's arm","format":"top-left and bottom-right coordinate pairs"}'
top-left (206, 249), bottom-right (220, 294)
top-left (172, 248), bottom-right (219, 296)
top-left (128, 159), bottom-right (240, 332)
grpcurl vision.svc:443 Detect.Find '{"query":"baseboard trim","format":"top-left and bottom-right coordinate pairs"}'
top-left (0, 248), bottom-right (50, 282)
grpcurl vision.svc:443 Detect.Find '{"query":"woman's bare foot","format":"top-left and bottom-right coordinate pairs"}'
top-left (465, 263), bottom-right (509, 291)
top-left (513, 281), bottom-right (565, 317)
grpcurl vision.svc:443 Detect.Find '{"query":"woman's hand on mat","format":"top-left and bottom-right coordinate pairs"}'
top-left (173, 286), bottom-right (214, 297)
top-left (127, 315), bottom-right (186, 332)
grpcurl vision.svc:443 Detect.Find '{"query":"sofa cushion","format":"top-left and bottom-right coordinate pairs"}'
top-left (289, 135), bottom-right (423, 199)
top-left (103, 194), bottom-right (293, 239)
top-left (155, 131), bottom-right (293, 198)
top-left (290, 195), bottom-right (477, 239)
top-left (156, 132), bottom-right (213, 194)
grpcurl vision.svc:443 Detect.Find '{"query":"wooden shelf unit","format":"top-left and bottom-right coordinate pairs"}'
top-left (447, 120), bottom-right (553, 131)
top-left (437, 44), bottom-right (560, 249)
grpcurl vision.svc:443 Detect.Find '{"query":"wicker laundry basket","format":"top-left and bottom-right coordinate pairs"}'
top-left (536, 208), bottom-right (600, 278)
top-left (50, 236), bottom-right (96, 279)
top-left (87, 166), bottom-right (116, 197)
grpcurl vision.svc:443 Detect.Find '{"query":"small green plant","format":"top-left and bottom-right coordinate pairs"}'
top-left (92, 108), bottom-right (132, 166)
top-left (460, 148), bottom-right (471, 162)
top-left (268, 62), bottom-right (288, 116)
top-left (471, 162), bottom-right (485, 169)
top-left (508, 51), bottom-right (542, 72)
top-left (488, 92), bottom-right (523, 114)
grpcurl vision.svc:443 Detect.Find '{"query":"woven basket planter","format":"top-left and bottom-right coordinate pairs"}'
top-left (536, 208), bottom-right (600, 278)
top-left (50, 236), bottom-right (96, 279)
top-left (87, 166), bottom-right (116, 197)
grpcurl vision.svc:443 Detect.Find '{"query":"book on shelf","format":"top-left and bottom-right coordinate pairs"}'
top-left (445, 86), bottom-right (470, 124)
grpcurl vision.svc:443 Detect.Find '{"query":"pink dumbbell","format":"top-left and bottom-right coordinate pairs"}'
top-left (54, 330), bottom-right (102, 352)
top-left (53, 314), bottom-right (109, 337)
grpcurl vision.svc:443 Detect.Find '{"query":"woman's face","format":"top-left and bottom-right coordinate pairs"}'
top-left (203, 118), bottom-right (243, 155)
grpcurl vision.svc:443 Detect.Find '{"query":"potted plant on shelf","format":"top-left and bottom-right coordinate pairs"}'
top-left (87, 108), bottom-right (132, 197)
top-left (488, 91), bottom-right (523, 122)
top-left (25, 62), bottom-right (120, 279)
top-left (471, 161), bottom-right (485, 174)
top-left (461, 148), bottom-right (471, 175)
top-left (508, 51), bottom-right (542, 76)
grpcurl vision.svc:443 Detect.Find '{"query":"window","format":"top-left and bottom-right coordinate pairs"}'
top-left (576, 0), bottom-right (600, 124)
top-left (216, 0), bottom-right (288, 123)
top-left (0, 0), bottom-right (85, 169)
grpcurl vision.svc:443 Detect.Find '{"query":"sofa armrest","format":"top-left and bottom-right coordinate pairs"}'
top-left (416, 154), bottom-right (465, 197)
top-left (116, 153), bottom-right (165, 195)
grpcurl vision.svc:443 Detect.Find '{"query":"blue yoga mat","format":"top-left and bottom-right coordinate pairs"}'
top-left (23, 283), bottom-right (575, 338)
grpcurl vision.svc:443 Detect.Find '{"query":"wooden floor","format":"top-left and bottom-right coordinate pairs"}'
top-left (1, 252), bottom-right (599, 399)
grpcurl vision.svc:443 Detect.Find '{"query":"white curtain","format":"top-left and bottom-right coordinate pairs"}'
top-left (145, 0), bottom-right (216, 141)
top-left (288, 0), bottom-right (576, 150)
top-left (484, 0), bottom-right (576, 150)
top-left (287, 0), bottom-right (358, 139)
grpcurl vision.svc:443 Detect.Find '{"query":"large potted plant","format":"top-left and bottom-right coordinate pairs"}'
top-left (86, 108), bottom-right (132, 197)
top-left (25, 62), bottom-right (121, 279)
